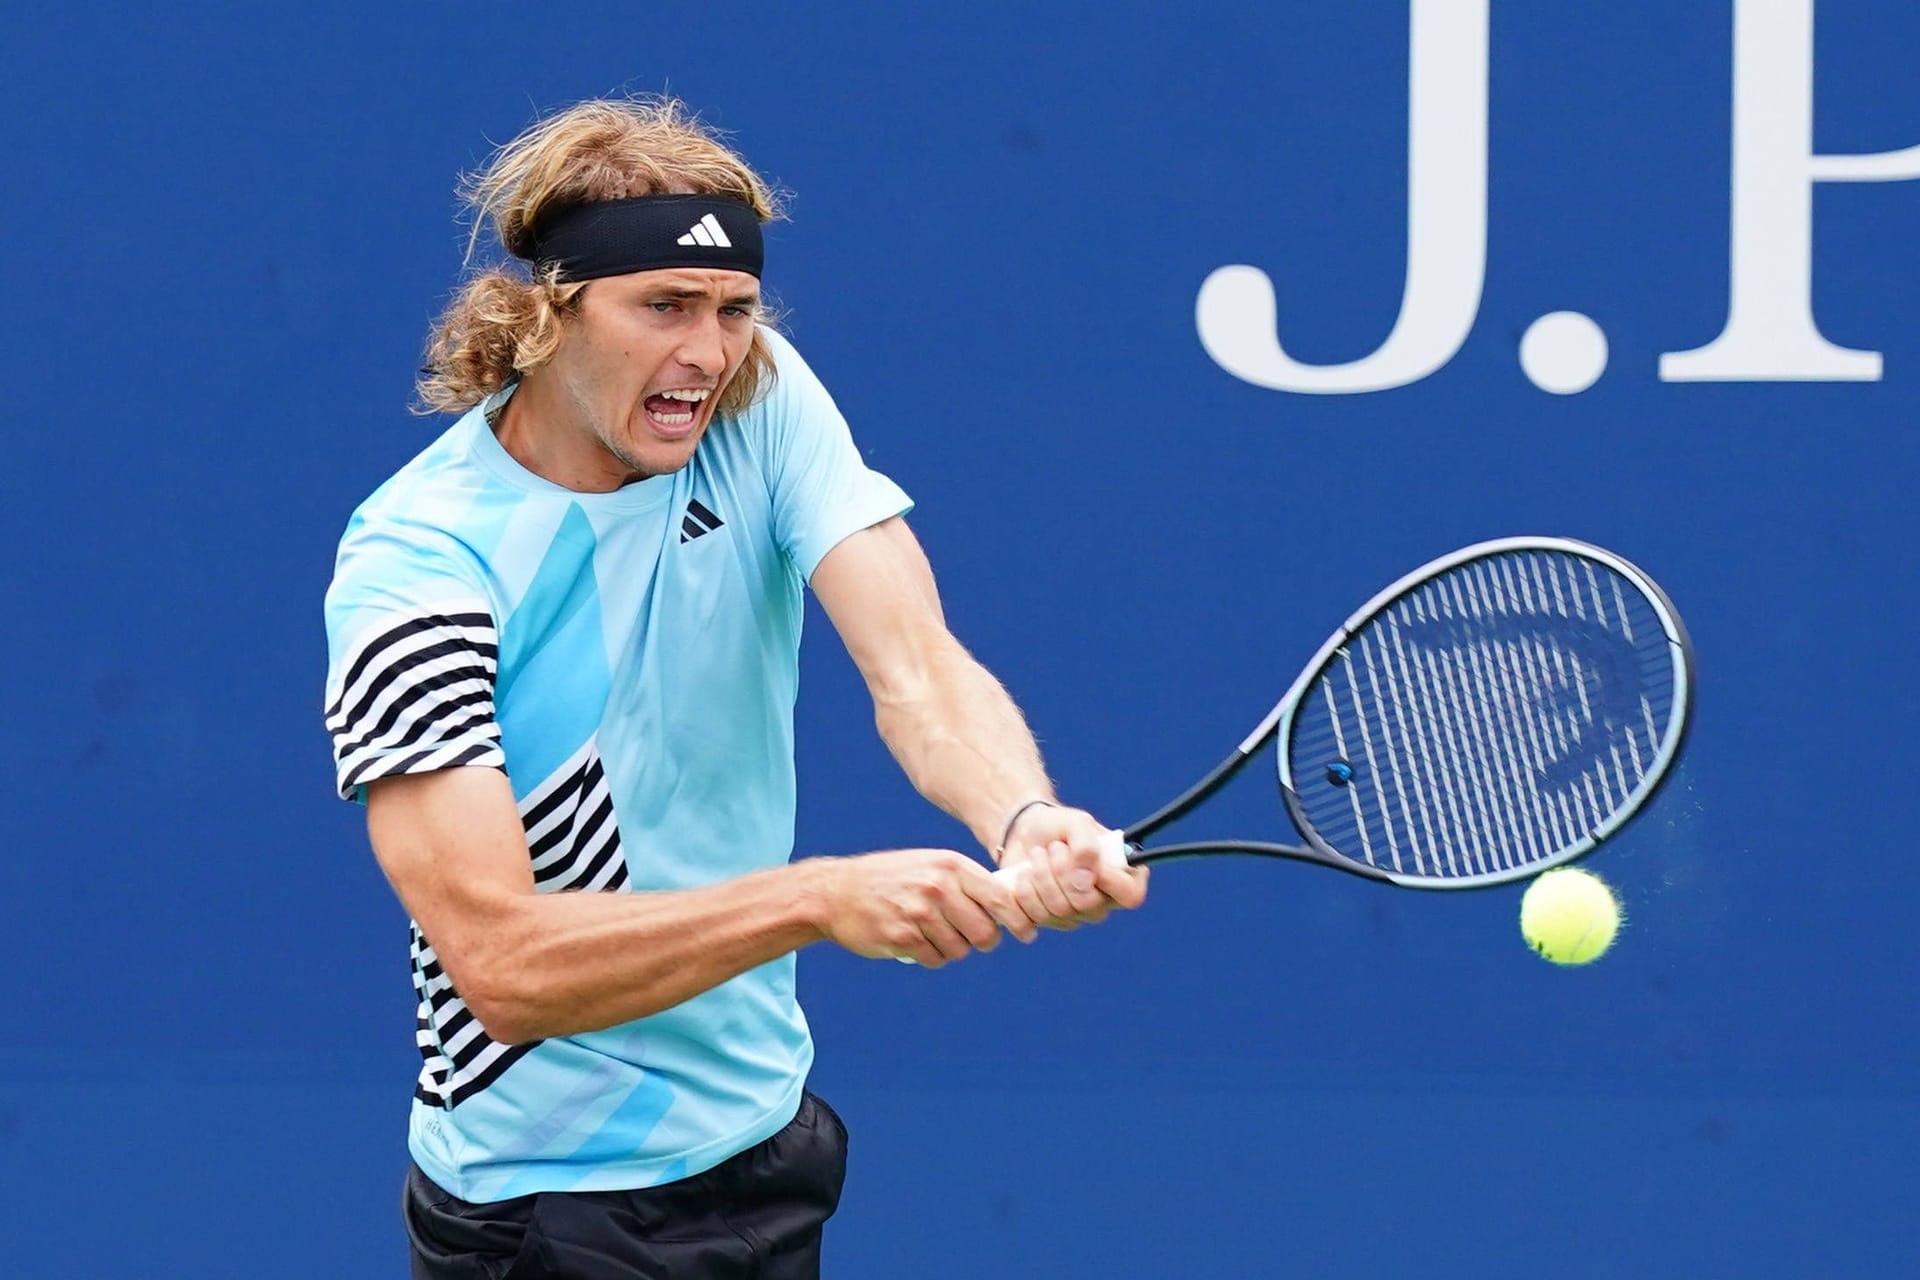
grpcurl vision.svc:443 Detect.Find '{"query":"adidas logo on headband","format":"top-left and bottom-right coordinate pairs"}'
top-left (676, 214), bottom-right (733, 249)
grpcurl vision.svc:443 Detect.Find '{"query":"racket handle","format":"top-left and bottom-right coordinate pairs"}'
top-left (893, 829), bottom-right (1130, 965)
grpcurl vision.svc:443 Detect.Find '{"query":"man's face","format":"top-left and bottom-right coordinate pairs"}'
top-left (545, 267), bottom-right (761, 484)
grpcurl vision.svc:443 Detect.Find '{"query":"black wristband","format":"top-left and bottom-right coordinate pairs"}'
top-left (997, 799), bottom-right (1057, 854)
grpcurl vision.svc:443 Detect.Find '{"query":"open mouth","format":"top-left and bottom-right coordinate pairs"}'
top-left (643, 388), bottom-right (711, 430)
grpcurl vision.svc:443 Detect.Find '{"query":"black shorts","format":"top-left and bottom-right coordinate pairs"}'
top-left (405, 1090), bottom-right (849, 1280)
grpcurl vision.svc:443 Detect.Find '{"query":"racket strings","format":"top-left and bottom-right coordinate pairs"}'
top-left (1288, 550), bottom-right (1682, 881)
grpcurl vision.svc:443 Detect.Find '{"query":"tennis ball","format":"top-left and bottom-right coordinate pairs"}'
top-left (1520, 868), bottom-right (1621, 965)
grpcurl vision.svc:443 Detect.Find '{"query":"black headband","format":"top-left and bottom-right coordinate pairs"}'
top-left (526, 195), bottom-right (764, 281)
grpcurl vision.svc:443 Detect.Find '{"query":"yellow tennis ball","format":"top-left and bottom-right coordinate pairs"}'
top-left (1520, 868), bottom-right (1621, 965)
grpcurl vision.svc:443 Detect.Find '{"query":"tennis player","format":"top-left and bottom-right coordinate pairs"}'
top-left (322, 97), bottom-right (1147, 1279)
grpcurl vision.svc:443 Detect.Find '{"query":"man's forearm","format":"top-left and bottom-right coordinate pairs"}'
top-left (463, 861), bottom-right (830, 1043)
top-left (872, 637), bottom-right (1055, 855)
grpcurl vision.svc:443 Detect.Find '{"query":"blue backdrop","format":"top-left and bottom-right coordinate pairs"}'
top-left (5, 3), bottom-right (1915, 1275)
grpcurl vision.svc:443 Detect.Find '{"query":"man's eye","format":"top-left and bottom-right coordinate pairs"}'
top-left (648, 301), bottom-right (678, 313)
top-left (721, 305), bottom-right (754, 317)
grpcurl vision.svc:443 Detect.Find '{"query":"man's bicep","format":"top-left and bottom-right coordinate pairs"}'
top-left (365, 767), bottom-right (534, 967)
top-left (812, 517), bottom-right (953, 698)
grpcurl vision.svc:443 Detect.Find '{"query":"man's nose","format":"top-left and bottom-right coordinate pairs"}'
top-left (677, 312), bottom-right (727, 376)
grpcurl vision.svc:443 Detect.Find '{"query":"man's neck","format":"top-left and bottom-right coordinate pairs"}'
top-left (490, 378), bottom-right (638, 493)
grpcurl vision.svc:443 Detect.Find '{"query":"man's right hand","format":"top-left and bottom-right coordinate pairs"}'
top-left (808, 849), bottom-right (1038, 967)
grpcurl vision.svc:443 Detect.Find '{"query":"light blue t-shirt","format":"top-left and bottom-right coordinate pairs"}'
top-left (322, 328), bottom-right (910, 1201)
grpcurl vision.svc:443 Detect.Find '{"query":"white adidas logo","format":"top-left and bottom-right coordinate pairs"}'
top-left (676, 214), bottom-right (733, 248)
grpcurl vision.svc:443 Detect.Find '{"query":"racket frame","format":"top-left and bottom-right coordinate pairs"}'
top-left (1117, 536), bottom-right (1694, 889)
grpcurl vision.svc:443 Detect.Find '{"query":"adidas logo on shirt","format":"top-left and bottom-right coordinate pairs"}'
top-left (676, 214), bottom-right (733, 248)
top-left (680, 499), bottom-right (725, 544)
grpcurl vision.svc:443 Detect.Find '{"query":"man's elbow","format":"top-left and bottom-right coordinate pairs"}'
top-left (457, 956), bottom-right (682, 1043)
top-left (458, 973), bottom-right (548, 1047)
top-left (440, 925), bottom-right (551, 1046)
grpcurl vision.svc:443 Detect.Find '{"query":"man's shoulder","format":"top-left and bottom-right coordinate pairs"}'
top-left (736, 326), bottom-right (830, 419)
top-left (328, 413), bottom-right (503, 602)
top-left (756, 322), bottom-right (804, 369)
top-left (347, 413), bottom-right (493, 530)
top-left (715, 327), bottom-right (842, 456)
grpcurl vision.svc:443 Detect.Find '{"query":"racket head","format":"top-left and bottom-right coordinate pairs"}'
top-left (1275, 537), bottom-right (1692, 889)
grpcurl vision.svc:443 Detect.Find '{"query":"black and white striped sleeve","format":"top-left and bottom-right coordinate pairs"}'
top-left (324, 603), bottom-right (506, 801)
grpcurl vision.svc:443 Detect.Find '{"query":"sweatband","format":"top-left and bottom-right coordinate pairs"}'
top-left (527, 195), bottom-right (764, 281)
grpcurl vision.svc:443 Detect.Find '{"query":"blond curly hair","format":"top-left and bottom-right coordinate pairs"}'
top-left (415, 97), bottom-right (783, 417)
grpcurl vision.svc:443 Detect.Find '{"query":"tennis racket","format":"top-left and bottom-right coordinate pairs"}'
top-left (1003, 536), bottom-right (1693, 891)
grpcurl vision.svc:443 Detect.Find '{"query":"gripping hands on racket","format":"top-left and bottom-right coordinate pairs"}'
top-left (835, 805), bottom-right (1145, 969)
top-left (994, 802), bottom-right (1148, 929)
top-left (815, 820), bottom-right (1141, 968)
top-left (812, 847), bottom-right (1031, 968)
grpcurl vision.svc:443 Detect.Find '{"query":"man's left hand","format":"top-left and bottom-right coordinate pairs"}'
top-left (997, 803), bottom-right (1149, 930)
